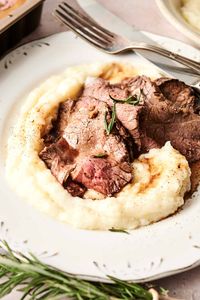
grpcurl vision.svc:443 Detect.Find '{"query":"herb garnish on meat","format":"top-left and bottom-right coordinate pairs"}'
top-left (104, 91), bottom-right (142, 135)
top-left (104, 101), bottom-right (116, 135)
top-left (109, 90), bottom-right (142, 105)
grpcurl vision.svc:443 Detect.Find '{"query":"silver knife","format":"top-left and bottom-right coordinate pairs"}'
top-left (77, 0), bottom-right (200, 87)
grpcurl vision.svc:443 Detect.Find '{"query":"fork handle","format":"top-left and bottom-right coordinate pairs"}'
top-left (128, 43), bottom-right (200, 75)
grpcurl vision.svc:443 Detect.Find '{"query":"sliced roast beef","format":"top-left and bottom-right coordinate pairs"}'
top-left (83, 75), bottom-right (200, 162)
top-left (83, 78), bottom-right (143, 150)
top-left (40, 137), bottom-right (78, 184)
top-left (62, 97), bottom-right (131, 163)
top-left (40, 96), bottom-right (133, 197)
top-left (40, 74), bottom-right (200, 199)
top-left (155, 78), bottom-right (196, 113)
top-left (64, 178), bottom-right (86, 198)
top-left (125, 76), bottom-right (200, 162)
top-left (56, 99), bottom-right (76, 134)
top-left (83, 78), bottom-right (129, 104)
top-left (72, 157), bottom-right (132, 196)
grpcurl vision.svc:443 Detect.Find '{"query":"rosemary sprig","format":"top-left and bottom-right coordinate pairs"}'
top-left (104, 91), bottom-right (142, 135)
top-left (104, 101), bottom-right (116, 135)
top-left (0, 240), bottom-right (156, 300)
top-left (109, 95), bottom-right (139, 105)
top-left (109, 90), bottom-right (142, 106)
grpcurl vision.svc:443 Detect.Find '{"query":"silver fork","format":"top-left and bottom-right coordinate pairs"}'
top-left (53, 1), bottom-right (200, 76)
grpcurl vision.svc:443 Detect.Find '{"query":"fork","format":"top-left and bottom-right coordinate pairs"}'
top-left (53, 1), bottom-right (200, 76)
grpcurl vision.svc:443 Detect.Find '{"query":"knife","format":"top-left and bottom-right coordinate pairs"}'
top-left (76, 0), bottom-right (200, 87)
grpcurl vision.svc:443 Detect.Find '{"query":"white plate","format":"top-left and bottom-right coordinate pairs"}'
top-left (0, 31), bottom-right (200, 283)
top-left (156, 0), bottom-right (200, 46)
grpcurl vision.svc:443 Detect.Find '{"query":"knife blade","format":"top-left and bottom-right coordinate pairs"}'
top-left (77, 0), bottom-right (200, 86)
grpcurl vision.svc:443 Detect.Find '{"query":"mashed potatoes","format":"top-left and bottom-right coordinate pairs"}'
top-left (181, 0), bottom-right (200, 32)
top-left (6, 62), bottom-right (191, 230)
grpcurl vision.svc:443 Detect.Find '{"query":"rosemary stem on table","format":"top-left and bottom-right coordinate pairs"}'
top-left (0, 241), bottom-right (178, 300)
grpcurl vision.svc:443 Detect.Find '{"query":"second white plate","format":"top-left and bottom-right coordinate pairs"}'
top-left (156, 0), bottom-right (200, 46)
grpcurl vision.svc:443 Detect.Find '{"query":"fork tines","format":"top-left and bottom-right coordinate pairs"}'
top-left (54, 1), bottom-right (115, 49)
top-left (54, 1), bottom-right (200, 75)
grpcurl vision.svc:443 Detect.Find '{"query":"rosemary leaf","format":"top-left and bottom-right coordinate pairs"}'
top-left (104, 111), bottom-right (109, 135)
top-left (109, 228), bottom-right (129, 234)
top-left (104, 101), bottom-right (116, 135)
top-left (93, 153), bottom-right (107, 158)
top-left (109, 92), bottom-right (141, 106)
top-left (108, 101), bottom-right (116, 133)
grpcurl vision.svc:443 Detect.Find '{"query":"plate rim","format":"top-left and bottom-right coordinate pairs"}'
top-left (1, 31), bottom-right (200, 283)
